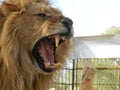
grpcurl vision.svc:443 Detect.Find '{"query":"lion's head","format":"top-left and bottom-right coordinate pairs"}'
top-left (0, 0), bottom-right (73, 76)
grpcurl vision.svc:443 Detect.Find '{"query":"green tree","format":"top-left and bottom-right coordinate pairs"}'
top-left (103, 26), bottom-right (120, 35)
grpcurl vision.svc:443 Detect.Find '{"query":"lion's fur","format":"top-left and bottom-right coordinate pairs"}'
top-left (81, 67), bottom-right (96, 90)
top-left (0, 0), bottom-right (72, 90)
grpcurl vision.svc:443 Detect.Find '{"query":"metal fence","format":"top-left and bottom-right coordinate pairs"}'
top-left (49, 58), bottom-right (120, 90)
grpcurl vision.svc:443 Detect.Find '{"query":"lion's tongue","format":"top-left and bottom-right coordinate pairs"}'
top-left (38, 38), bottom-right (54, 64)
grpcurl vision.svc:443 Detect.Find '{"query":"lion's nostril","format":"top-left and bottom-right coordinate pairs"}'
top-left (61, 18), bottom-right (73, 28)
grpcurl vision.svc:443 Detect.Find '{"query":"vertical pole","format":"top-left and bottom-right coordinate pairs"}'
top-left (72, 59), bottom-right (75, 90)
top-left (76, 59), bottom-right (78, 90)
top-left (118, 70), bottom-right (120, 90)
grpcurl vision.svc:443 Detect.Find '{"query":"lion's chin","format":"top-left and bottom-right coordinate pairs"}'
top-left (32, 34), bottom-right (69, 73)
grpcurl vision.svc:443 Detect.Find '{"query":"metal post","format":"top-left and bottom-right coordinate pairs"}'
top-left (72, 59), bottom-right (75, 90)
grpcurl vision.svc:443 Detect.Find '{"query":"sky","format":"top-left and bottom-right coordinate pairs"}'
top-left (52, 0), bottom-right (120, 36)
top-left (1, 0), bottom-right (120, 37)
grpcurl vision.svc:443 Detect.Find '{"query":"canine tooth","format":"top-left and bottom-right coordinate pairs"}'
top-left (62, 37), bottom-right (65, 40)
top-left (55, 36), bottom-right (60, 47)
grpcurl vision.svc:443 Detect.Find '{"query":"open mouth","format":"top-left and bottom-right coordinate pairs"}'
top-left (32, 34), bottom-right (67, 73)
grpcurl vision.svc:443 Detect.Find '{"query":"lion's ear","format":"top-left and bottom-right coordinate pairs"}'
top-left (1, 0), bottom-right (31, 16)
top-left (1, 2), bottom-right (19, 16)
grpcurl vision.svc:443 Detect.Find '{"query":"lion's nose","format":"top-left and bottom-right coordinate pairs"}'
top-left (61, 18), bottom-right (73, 28)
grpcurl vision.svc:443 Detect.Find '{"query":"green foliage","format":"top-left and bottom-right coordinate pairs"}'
top-left (103, 26), bottom-right (120, 35)
top-left (92, 58), bottom-right (119, 90)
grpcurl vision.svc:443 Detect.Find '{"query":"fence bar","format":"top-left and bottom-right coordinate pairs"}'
top-left (72, 59), bottom-right (75, 90)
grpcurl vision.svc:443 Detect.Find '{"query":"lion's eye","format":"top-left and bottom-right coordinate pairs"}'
top-left (38, 13), bottom-right (46, 18)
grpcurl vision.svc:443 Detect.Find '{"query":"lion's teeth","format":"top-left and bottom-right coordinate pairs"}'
top-left (62, 37), bottom-right (65, 40)
top-left (55, 36), bottom-right (60, 47)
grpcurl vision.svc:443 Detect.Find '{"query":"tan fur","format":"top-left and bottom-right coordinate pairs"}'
top-left (0, 0), bottom-right (72, 90)
top-left (81, 67), bottom-right (96, 90)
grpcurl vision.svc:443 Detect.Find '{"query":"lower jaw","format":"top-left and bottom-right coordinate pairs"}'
top-left (36, 59), bottom-right (54, 73)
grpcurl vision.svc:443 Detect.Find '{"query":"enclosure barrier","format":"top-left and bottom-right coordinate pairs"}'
top-left (49, 58), bottom-right (120, 90)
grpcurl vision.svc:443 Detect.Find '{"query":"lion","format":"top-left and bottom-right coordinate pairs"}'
top-left (0, 0), bottom-right (73, 90)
